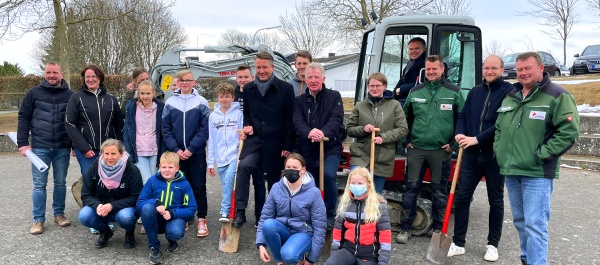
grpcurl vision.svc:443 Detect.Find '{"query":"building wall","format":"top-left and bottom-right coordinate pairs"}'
top-left (324, 63), bottom-right (358, 98)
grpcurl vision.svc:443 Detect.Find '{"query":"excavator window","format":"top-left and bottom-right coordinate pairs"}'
top-left (380, 26), bottom-right (429, 92)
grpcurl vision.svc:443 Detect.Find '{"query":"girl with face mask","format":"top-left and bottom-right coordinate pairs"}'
top-left (256, 153), bottom-right (327, 265)
top-left (325, 167), bottom-right (392, 265)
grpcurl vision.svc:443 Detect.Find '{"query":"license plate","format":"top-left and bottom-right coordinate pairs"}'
top-left (591, 64), bottom-right (599, 70)
top-left (502, 73), bottom-right (508, 77)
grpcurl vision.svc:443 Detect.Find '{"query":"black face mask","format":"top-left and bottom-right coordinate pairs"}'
top-left (284, 169), bottom-right (301, 184)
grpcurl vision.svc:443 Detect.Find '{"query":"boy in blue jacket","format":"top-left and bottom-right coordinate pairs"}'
top-left (137, 152), bottom-right (197, 265)
top-left (207, 83), bottom-right (244, 222)
top-left (161, 70), bottom-right (210, 238)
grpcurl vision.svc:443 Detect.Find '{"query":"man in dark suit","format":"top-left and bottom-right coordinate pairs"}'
top-left (232, 51), bottom-right (295, 227)
top-left (393, 37), bottom-right (427, 106)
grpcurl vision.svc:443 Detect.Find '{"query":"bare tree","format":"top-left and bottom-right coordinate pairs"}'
top-left (0, 0), bottom-right (174, 84)
top-left (588, 0), bottom-right (600, 18)
top-left (218, 28), bottom-right (287, 58)
top-left (218, 28), bottom-right (251, 47)
top-left (517, 0), bottom-right (581, 65)
top-left (254, 31), bottom-right (288, 54)
top-left (30, 0), bottom-right (184, 75)
top-left (310, 0), bottom-right (434, 50)
top-left (427, 0), bottom-right (472, 15)
top-left (483, 39), bottom-right (507, 59)
top-left (278, 2), bottom-right (338, 56)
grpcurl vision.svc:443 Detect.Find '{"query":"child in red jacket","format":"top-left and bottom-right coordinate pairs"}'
top-left (326, 167), bottom-right (392, 265)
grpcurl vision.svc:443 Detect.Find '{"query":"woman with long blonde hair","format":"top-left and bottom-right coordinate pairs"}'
top-left (326, 167), bottom-right (392, 265)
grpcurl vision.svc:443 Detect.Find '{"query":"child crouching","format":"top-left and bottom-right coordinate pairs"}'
top-left (137, 152), bottom-right (197, 264)
top-left (326, 167), bottom-right (392, 265)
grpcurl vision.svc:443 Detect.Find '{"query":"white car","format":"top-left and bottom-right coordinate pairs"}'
top-left (560, 65), bottom-right (570, 76)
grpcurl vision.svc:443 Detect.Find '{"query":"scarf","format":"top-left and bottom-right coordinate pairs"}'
top-left (254, 74), bottom-right (275, 96)
top-left (98, 152), bottom-right (129, 189)
top-left (368, 94), bottom-right (383, 105)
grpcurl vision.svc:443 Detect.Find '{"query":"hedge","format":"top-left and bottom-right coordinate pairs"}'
top-left (0, 75), bottom-right (129, 109)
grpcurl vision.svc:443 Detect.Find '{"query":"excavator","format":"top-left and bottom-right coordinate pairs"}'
top-left (149, 44), bottom-right (295, 99)
top-left (337, 13), bottom-right (483, 235)
top-left (149, 13), bottom-right (483, 235)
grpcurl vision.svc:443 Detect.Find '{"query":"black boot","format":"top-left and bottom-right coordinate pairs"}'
top-left (123, 230), bottom-right (137, 249)
top-left (232, 210), bottom-right (246, 227)
top-left (95, 225), bottom-right (113, 248)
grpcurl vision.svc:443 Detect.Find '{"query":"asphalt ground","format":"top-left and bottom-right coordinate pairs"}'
top-left (1, 152), bottom-right (599, 265)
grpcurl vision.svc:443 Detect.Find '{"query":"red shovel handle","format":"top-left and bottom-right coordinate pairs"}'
top-left (230, 131), bottom-right (244, 219)
top-left (441, 147), bottom-right (463, 235)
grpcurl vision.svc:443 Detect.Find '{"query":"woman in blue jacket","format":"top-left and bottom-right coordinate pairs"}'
top-left (256, 153), bottom-right (327, 265)
top-left (123, 80), bottom-right (165, 184)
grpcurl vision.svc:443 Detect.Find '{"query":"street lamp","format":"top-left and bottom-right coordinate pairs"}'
top-left (252, 26), bottom-right (282, 45)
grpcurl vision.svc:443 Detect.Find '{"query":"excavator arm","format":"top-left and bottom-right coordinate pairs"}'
top-left (150, 44), bottom-right (295, 99)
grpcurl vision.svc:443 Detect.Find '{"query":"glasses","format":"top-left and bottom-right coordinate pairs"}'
top-left (179, 79), bottom-right (195, 84)
top-left (483, 67), bottom-right (501, 71)
top-left (368, 84), bottom-right (384, 88)
top-left (84, 76), bottom-right (97, 79)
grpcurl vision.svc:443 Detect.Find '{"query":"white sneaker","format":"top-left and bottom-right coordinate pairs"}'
top-left (447, 243), bottom-right (465, 257)
top-left (484, 245), bottom-right (498, 262)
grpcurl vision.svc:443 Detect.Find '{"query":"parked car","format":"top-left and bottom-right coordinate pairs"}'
top-left (502, 51), bottom-right (561, 79)
top-left (572, 44), bottom-right (600, 75)
top-left (560, 65), bottom-right (570, 76)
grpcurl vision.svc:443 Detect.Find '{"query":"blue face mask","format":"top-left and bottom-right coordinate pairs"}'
top-left (349, 184), bottom-right (368, 197)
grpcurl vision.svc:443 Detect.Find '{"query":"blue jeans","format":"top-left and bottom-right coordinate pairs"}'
top-left (261, 218), bottom-right (312, 264)
top-left (308, 155), bottom-right (340, 219)
top-left (505, 176), bottom-right (554, 265)
top-left (136, 155), bottom-right (157, 184)
top-left (139, 203), bottom-right (186, 249)
top-left (349, 165), bottom-right (386, 194)
top-left (78, 206), bottom-right (137, 232)
top-left (31, 148), bottom-right (70, 222)
top-left (453, 150), bottom-right (504, 248)
top-left (217, 161), bottom-right (236, 216)
top-left (74, 149), bottom-right (99, 177)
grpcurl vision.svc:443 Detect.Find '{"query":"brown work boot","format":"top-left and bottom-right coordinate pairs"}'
top-left (54, 215), bottom-right (71, 227)
top-left (30, 222), bottom-right (44, 235)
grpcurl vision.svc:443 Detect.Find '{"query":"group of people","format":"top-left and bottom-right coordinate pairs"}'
top-left (17, 39), bottom-right (579, 265)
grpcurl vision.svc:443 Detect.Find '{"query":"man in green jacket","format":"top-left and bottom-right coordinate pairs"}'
top-left (396, 55), bottom-right (465, 244)
top-left (494, 52), bottom-right (579, 265)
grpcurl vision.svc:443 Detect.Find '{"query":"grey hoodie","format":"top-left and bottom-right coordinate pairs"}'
top-left (288, 74), bottom-right (306, 97)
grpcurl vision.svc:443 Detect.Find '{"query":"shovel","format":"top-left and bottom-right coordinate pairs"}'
top-left (426, 147), bottom-right (464, 264)
top-left (218, 133), bottom-right (244, 253)
top-left (319, 137), bottom-right (332, 261)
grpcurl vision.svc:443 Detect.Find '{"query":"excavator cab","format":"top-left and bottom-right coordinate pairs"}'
top-left (355, 14), bottom-right (482, 103)
top-left (346, 14), bottom-right (482, 235)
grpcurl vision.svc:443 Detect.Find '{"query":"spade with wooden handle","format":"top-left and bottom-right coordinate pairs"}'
top-left (426, 147), bottom-right (464, 264)
top-left (218, 131), bottom-right (244, 253)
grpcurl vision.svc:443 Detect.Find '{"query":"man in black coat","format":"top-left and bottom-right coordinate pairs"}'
top-left (393, 37), bottom-right (427, 106)
top-left (232, 51), bottom-right (295, 227)
top-left (292, 62), bottom-right (344, 229)
top-left (17, 62), bottom-right (74, 234)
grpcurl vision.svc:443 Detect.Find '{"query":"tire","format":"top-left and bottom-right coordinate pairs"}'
top-left (384, 191), bottom-right (433, 236)
top-left (554, 70), bottom-right (560, 77)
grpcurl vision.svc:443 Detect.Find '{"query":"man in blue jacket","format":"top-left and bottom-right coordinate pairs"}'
top-left (292, 62), bottom-right (344, 229)
top-left (447, 55), bottom-right (513, 262)
top-left (18, 62), bottom-right (74, 235)
top-left (161, 70), bottom-right (210, 238)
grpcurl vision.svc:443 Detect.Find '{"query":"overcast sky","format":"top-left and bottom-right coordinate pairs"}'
top-left (1, 0), bottom-right (598, 74)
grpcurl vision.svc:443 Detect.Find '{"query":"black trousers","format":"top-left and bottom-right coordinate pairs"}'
top-left (179, 153), bottom-right (207, 218)
top-left (452, 149), bottom-right (504, 247)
